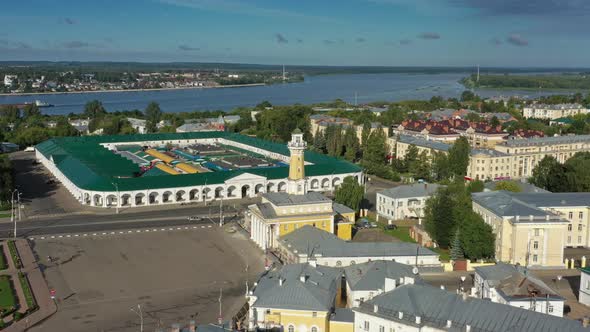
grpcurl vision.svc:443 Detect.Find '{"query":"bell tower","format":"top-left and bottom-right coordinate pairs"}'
top-left (287, 128), bottom-right (306, 195)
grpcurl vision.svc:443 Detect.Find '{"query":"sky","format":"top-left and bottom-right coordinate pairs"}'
top-left (0, 0), bottom-right (589, 67)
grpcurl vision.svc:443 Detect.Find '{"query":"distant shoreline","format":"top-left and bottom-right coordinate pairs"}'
top-left (0, 83), bottom-right (267, 97)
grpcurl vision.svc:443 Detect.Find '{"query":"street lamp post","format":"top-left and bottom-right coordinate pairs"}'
top-left (11, 189), bottom-right (19, 239)
top-left (130, 304), bottom-right (143, 332)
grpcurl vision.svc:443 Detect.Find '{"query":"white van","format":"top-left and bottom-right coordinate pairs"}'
top-left (24, 146), bottom-right (35, 152)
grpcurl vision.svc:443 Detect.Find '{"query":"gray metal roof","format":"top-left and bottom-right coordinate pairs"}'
top-left (512, 192), bottom-right (590, 208)
top-left (483, 181), bottom-right (550, 194)
top-left (397, 135), bottom-right (451, 152)
top-left (500, 134), bottom-right (590, 147)
top-left (332, 308), bottom-right (355, 323)
top-left (475, 263), bottom-right (563, 301)
top-left (333, 202), bottom-right (355, 215)
top-left (252, 263), bottom-right (341, 311)
top-left (354, 284), bottom-right (588, 332)
top-left (471, 148), bottom-right (508, 157)
top-left (343, 260), bottom-right (421, 291)
top-left (472, 191), bottom-right (561, 220)
top-left (263, 192), bottom-right (332, 206)
top-left (279, 225), bottom-right (438, 258)
top-left (379, 183), bottom-right (442, 200)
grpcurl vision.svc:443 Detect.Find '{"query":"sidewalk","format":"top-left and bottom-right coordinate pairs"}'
top-left (2, 240), bottom-right (57, 331)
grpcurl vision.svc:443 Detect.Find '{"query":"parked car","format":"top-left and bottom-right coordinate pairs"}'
top-left (385, 224), bottom-right (397, 230)
top-left (187, 216), bottom-right (201, 221)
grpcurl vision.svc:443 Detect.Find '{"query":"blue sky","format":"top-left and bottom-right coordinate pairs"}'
top-left (1, 0), bottom-right (589, 67)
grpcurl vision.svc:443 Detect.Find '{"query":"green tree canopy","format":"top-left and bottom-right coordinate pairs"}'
top-left (448, 136), bottom-right (470, 177)
top-left (424, 186), bottom-right (456, 248)
top-left (22, 104), bottom-right (41, 118)
top-left (83, 100), bottom-right (107, 119)
top-left (494, 181), bottom-right (522, 192)
top-left (334, 176), bottom-right (365, 211)
top-left (144, 102), bottom-right (163, 133)
top-left (343, 125), bottom-right (360, 162)
top-left (529, 156), bottom-right (567, 191)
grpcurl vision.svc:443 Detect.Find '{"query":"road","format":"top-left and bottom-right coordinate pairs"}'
top-left (0, 204), bottom-right (242, 237)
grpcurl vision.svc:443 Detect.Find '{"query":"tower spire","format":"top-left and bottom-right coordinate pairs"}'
top-left (287, 128), bottom-right (307, 195)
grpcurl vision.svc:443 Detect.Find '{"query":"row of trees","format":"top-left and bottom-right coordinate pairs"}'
top-left (0, 155), bottom-right (14, 210)
top-left (530, 152), bottom-right (590, 192)
top-left (424, 180), bottom-right (495, 260)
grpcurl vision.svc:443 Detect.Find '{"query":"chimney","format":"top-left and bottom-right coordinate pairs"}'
top-left (466, 324), bottom-right (471, 332)
top-left (446, 320), bottom-right (452, 328)
top-left (583, 317), bottom-right (590, 328)
top-left (309, 259), bottom-right (317, 267)
top-left (279, 278), bottom-right (284, 286)
top-left (415, 316), bottom-right (421, 324)
top-left (189, 320), bottom-right (196, 332)
top-left (373, 305), bottom-right (378, 313)
top-left (462, 292), bottom-right (469, 301)
top-left (398, 312), bottom-right (404, 320)
top-left (300, 275), bottom-right (307, 283)
top-left (440, 285), bottom-right (445, 290)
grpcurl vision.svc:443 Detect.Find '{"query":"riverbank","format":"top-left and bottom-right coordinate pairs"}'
top-left (0, 83), bottom-right (267, 97)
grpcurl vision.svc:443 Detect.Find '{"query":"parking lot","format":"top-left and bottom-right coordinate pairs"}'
top-left (30, 227), bottom-right (265, 332)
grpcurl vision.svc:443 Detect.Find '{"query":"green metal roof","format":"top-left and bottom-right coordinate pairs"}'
top-left (36, 132), bottom-right (360, 192)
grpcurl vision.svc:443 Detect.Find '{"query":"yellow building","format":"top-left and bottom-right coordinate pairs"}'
top-left (472, 191), bottom-right (568, 268)
top-left (247, 129), bottom-right (356, 249)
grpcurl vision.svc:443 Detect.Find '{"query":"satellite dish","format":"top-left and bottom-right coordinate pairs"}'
top-left (412, 267), bottom-right (419, 275)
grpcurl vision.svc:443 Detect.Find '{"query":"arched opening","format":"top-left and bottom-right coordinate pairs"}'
top-left (266, 182), bottom-right (275, 193)
top-left (135, 193), bottom-right (146, 205)
top-left (214, 187), bottom-right (224, 199)
top-left (189, 189), bottom-right (199, 201)
top-left (254, 184), bottom-right (264, 194)
top-left (202, 188), bottom-right (211, 200)
top-left (321, 178), bottom-right (330, 189)
top-left (277, 182), bottom-right (287, 193)
top-left (176, 190), bottom-right (186, 202)
top-left (84, 193), bottom-right (91, 205)
top-left (106, 194), bottom-right (117, 207)
top-left (227, 186), bottom-right (237, 198)
top-left (332, 177), bottom-right (341, 187)
top-left (241, 185), bottom-right (250, 198)
top-left (121, 194), bottom-right (132, 206)
top-left (149, 192), bottom-right (159, 204)
top-left (93, 194), bottom-right (103, 206)
top-left (310, 179), bottom-right (319, 190)
top-left (162, 191), bottom-right (173, 203)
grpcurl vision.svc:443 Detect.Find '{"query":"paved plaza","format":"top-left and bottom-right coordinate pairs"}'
top-left (29, 227), bottom-right (265, 332)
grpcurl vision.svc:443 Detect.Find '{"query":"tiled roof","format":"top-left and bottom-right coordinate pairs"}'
top-left (354, 284), bottom-right (587, 332)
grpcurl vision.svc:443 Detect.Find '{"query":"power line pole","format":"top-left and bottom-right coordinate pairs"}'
top-left (219, 197), bottom-right (224, 227)
top-left (218, 288), bottom-right (223, 325)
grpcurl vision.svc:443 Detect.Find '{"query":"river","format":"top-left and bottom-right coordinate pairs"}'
top-left (0, 73), bottom-right (571, 114)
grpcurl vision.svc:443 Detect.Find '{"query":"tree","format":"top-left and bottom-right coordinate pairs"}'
top-left (360, 121), bottom-right (371, 150)
top-left (564, 152), bottom-right (590, 192)
top-left (467, 180), bottom-right (484, 193)
top-left (494, 181), bottom-right (522, 192)
top-left (22, 104), bottom-right (41, 118)
top-left (53, 117), bottom-right (79, 137)
top-left (256, 100), bottom-right (272, 109)
top-left (413, 151), bottom-right (431, 181)
top-left (490, 116), bottom-right (500, 127)
top-left (343, 125), bottom-right (360, 162)
top-left (424, 187), bottom-right (456, 248)
top-left (334, 176), bottom-right (365, 211)
top-left (404, 144), bottom-right (419, 172)
top-left (450, 230), bottom-right (464, 260)
top-left (83, 100), bottom-right (107, 119)
top-left (431, 152), bottom-right (450, 181)
top-left (529, 156), bottom-right (566, 191)
top-left (0, 105), bottom-right (20, 122)
top-left (459, 212), bottom-right (495, 260)
top-left (448, 136), bottom-right (470, 177)
top-left (325, 125), bottom-right (344, 157)
top-left (361, 126), bottom-right (389, 177)
top-left (312, 129), bottom-right (327, 153)
top-left (144, 102), bottom-right (162, 133)
top-left (461, 90), bottom-right (476, 102)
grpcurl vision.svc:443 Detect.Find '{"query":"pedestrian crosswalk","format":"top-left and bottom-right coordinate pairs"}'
top-left (28, 224), bottom-right (215, 241)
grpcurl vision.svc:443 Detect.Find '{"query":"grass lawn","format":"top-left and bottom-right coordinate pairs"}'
top-left (7, 241), bottom-right (21, 269)
top-left (432, 248), bottom-right (451, 262)
top-left (0, 245), bottom-right (7, 270)
top-left (18, 273), bottom-right (36, 310)
top-left (0, 276), bottom-right (17, 312)
top-left (0, 213), bottom-right (10, 219)
top-left (383, 226), bottom-right (417, 243)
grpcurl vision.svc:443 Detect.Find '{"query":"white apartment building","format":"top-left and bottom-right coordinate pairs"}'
top-left (353, 284), bottom-right (587, 332)
top-left (580, 267), bottom-right (590, 307)
top-left (473, 263), bottom-right (564, 317)
top-left (127, 118), bottom-right (147, 134)
top-left (3, 75), bottom-right (17, 86)
top-left (376, 183), bottom-right (442, 223)
top-left (522, 103), bottom-right (589, 120)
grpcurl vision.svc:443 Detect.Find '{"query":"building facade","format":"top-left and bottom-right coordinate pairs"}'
top-left (522, 104), bottom-right (589, 120)
top-left (376, 183), bottom-right (442, 223)
top-left (472, 191), bottom-right (568, 268)
top-left (580, 267), bottom-right (590, 307)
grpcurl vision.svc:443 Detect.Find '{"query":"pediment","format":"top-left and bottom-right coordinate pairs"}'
top-left (225, 172), bottom-right (268, 184)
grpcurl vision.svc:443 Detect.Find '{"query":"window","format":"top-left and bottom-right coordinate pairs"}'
top-left (580, 212), bottom-right (584, 219)
top-left (336, 261), bottom-right (342, 266)
top-left (548, 305), bottom-right (554, 313)
top-left (533, 241), bottom-right (539, 249)
top-left (312, 312), bottom-right (317, 318)
top-left (364, 321), bottom-right (370, 331)
top-left (350, 260), bottom-right (356, 265)
top-left (579, 224), bottom-right (584, 231)
top-left (568, 224), bottom-right (573, 231)
top-left (311, 328), bottom-right (318, 332)
top-left (266, 309), bottom-right (271, 314)
top-left (379, 326), bottom-right (385, 332)
top-left (534, 229), bottom-right (540, 236)
top-left (569, 212), bottom-right (573, 219)
top-left (288, 326), bottom-right (295, 332)
top-left (586, 280), bottom-right (590, 290)
top-left (579, 236), bottom-right (582, 243)
top-left (284, 224), bottom-right (288, 231)
top-left (533, 254), bottom-right (538, 262)
top-left (568, 236), bottom-right (572, 243)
